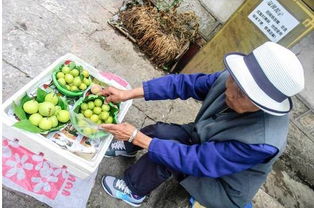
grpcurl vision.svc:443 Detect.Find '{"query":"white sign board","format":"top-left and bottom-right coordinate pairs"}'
top-left (248, 0), bottom-right (299, 42)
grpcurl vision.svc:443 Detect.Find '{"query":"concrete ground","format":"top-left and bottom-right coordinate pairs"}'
top-left (2, 0), bottom-right (314, 208)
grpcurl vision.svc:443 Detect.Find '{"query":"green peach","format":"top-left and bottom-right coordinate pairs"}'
top-left (45, 93), bottom-right (59, 105)
top-left (65, 74), bottom-right (74, 84)
top-left (83, 109), bottom-right (93, 118)
top-left (90, 114), bottom-right (99, 123)
top-left (49, 116), bottom-right (58, 127)
top-left (62, 66), bottom-right (71, 74)
top-left (39, 118), bottom-right (52, 130)
top-left (93, 107), bottom-right (102, 115)
top-left (56, 110), bottom-right (70, 123)
top-left (29, 113), bottom-right (42, 126)
top-left (38, 102), bottom-right (55, 116)
top-left (101, 104), bottom-right (110, 112)
top-left (23, 100), bottom-right (39, 114)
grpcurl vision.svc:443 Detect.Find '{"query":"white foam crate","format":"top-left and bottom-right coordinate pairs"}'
top-left (1, 53), bottom-right (132, 179)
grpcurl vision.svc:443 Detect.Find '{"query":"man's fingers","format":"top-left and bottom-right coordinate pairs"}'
top-left (100, 124), bottom-right (115, 130)
top-left (106, 96), bottom-right (113, 103)
top-left (101, 88), bottom-right (112, 96)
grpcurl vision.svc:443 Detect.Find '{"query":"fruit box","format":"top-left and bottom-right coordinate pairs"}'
top-left (1, 53), bottom-right (132, 179)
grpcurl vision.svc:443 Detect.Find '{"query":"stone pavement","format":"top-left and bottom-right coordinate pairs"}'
top-left (2, 0), bottom-right (314, 208)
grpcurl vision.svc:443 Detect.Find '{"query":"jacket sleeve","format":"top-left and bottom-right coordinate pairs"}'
top-left (143, 72), bottom-right (222, 101)
top-left (148, 138), bottom-right (278, 178)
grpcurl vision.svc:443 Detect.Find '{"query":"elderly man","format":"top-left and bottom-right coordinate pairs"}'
top-left (100, 42), bottom-right (304, 207)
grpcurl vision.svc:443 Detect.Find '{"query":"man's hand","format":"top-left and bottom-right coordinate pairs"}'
top-left (92, 85), bottom-right (144, 103)
top-left (100, 123), bottom-right (135, 141)
top-left (100, 123), bottom-right (152, 149)
top-left (101, 86), bottom-right (130, 103)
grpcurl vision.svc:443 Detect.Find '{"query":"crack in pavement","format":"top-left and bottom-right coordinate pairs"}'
top-left (132, 104), bottom-right (157, 122)
top-left (95, 0), bottom-right (116, 15)
top-left (87, 28), bottom-right (106, 38)
top-left (2, 59), bottom-right (33, 78)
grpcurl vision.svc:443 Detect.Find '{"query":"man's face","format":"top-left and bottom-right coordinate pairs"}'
top-left (225, 76), bottom-right (259, 114)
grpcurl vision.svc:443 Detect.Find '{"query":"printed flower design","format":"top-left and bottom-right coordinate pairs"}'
top-left (3, 139), bottom-right (20, 158)
top-left (3, 143), bottom-right (12, 158)
top-left (31, 162), bottom-right (58, 192)
top-left (32, 154), bottom-right (69, 179)
top-left (8, 139), bottom-right (20, 148)
top-left (50, 163), bottom-right (69, 179)
top-left (5, 153), bottom-right (34, 180)
top-left (32, 153), bottom-right (50, 171)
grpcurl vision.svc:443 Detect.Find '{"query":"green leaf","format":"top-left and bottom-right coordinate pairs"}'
top-left (79, 74), bottom-right (84, 80)
top-left (84, 95), bottom-right (101, 102)
top-left (20, 94), bottom-right (32, 106)
top-left (36, 88), bottom-right (48, 103)
top-left (109, 103), bottom-right (119, 113)
top-left (162, 65), bottom-right (170, 71)
top-left (13, 101), bottom-right (27, 120)
top-left (13, 120), bottom-right (42, 133)
top-left (73, 97), bottom-right (85, 113)
top-left (69, 61), bottom-right (76, 69)
top-left (53, 63), bottom-right (63, 72)
top-left (109, 102), bottom-right (119, 124)
top-left (76, 65), bottom-right (83, 71)
top-left (58, 96), bottom-right (69, 110)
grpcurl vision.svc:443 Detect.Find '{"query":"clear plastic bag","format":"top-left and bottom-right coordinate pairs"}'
top-left (70, 94), bottom-right (119, 139)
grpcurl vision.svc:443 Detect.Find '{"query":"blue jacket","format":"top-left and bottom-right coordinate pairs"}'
top-left (144, 71), bottom-right (289, 207)
top-left (143, 72), bottom-right (278, 178)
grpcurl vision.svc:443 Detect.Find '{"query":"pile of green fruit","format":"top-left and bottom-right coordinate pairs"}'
top-left (13, 88), bottom-right (70, 133)
top-left (23, 93), bottom-right (70, 130)
top-left (72, 93), bottom-right (119, 138)
top-left (56, 60), bottom-right (91, 92)
top-left (79, 99), bottom-right (113, 125)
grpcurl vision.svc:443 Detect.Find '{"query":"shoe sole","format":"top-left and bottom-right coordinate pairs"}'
top-left (101, 176), bottom-right (142, 207)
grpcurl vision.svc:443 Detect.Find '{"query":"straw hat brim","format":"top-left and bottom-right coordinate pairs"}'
top-left (224, 52), bottom-right (292, 116)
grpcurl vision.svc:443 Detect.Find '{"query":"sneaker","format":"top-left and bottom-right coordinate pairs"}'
top-left (105, 140), bottom-right (137, 157)
top-left (101, 176), bottom-right (145, 207)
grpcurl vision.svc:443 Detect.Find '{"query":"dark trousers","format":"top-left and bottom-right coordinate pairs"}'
top-left (123, 122), bottom-right (194, 197)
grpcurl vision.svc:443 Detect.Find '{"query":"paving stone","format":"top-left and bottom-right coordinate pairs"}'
top-left (145, 179), bottom-right (190, 208)
top-left (282, 122), bottom-right (314, 185)
top-left (3, 0), bottom-right (71, 51)
top-left (2, 62), bottom-right (33, 102)
top-left (94, 0), bottom-right (125, 14)
top-left (290, 96), bottom-right (310, 120)
top-left (141, 117), bottom-right (157, 128)
top-left (291, 32), bottom-right (314, 110)
top-left (89, 29), bottom-right (165, 88)
top-left (3, 187), bottom-right (49, 208)
top-left (133, 99), bottom-right (174, 122)
top-left (295, 111), bottom-right (314, 136)
top-left (253, 189), bottom-right (284, 208)
top-left (262, 168), bottom-right (314, 208)
top-left (164, 98), bottom-right (201, 124)
top-left (2, 27), bottom-right (61, 78)
top-left (177, 0), bottom-right (218, 39)
top-left (120, 105), bottom-right (145, 129)
top-left (200, 0), bottom-right (244, 23)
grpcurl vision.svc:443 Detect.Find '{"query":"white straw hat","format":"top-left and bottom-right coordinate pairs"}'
top-left (224, 42), bottom-right (304, 116)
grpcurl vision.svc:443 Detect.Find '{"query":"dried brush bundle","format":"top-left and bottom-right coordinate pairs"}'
top-left (120, 5), bottom-right (199, 67)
